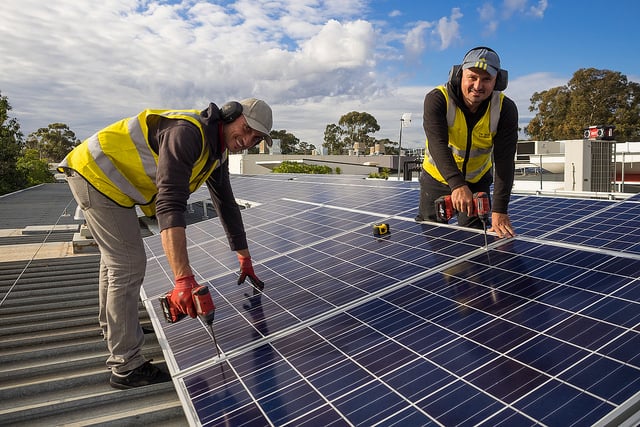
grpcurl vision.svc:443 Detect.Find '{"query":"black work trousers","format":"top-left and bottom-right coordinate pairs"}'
top-left (417, 169), bottom-right (493, 229)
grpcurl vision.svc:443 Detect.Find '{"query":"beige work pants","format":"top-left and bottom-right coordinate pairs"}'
top-left (67, 174), bottom-right (147, 373)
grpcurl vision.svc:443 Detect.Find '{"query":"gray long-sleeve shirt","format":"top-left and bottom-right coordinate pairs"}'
top-left (149, 103), bottom-right (248, 251)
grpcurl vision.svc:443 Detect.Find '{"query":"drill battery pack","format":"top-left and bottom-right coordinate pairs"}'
top-left (159, 291), bottom-right (186, 323)
top-left (373, 223), bottom-right (389, 236)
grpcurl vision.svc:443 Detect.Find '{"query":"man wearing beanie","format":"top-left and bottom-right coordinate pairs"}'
top-left (417, 47), bottom-right (518, 238)
top-left (58, 98), bottom-right (272, 389)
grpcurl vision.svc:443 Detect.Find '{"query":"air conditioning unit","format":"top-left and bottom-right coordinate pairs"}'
top-left (565, 137), bottom-right (616, 192)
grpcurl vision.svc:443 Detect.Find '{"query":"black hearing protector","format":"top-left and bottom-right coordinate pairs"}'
top-left (448, 46), bottom-right (508, 91)
top-left (220, 101), bottom-right (243, 123)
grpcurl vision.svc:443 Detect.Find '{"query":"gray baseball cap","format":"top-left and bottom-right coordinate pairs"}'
top-left (240, 98), bottom-right (273, 146)
top-left (461, 47), bottom-right (500, 77)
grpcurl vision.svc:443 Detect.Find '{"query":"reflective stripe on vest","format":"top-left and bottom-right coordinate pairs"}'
top-left (423, 85), bottom-right (503, 184)
top-left (59, 109), bottom-right (222, 214)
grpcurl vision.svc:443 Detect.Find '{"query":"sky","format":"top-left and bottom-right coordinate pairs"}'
top-left (1, 0), bottom-right (639, 151)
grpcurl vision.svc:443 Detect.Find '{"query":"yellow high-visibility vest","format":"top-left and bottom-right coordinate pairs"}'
top-left (59, 109), bottom-right (226, 217)
top-left (423, 85), bottom-right (503, 184)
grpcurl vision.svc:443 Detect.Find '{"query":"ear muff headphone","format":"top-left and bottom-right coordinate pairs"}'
top-left (448, 64), bottom-right (462, 85)
top-left (220, 101), bottom-right (243, 123)
top-left (448, 46), bottom-right (509, 91)
top-left (494, 69), bottom-right (508, 91)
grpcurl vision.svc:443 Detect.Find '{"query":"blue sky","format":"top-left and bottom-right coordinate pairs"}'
top-left (1, 0), bottom-right (638, 150)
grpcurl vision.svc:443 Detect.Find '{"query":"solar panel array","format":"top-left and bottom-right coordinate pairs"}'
top-left (141, 175), bottom-right (640, 426)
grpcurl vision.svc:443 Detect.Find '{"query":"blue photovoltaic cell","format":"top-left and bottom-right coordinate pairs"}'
top-left (506, 195), bottom-right (614, 237)
top-left (140, 175), bottom-right (640, 426)
top-left (542, 201), bottom-right (640, 254)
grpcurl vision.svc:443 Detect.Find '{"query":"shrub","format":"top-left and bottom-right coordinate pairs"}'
top-left (368, 168), bottom-right (390, 180)
top-left (272, 161), bottom-right (333, 174)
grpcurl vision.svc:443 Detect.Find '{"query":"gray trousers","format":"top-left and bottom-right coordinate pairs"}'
top-left (67, 174), bottom-right (147, 373)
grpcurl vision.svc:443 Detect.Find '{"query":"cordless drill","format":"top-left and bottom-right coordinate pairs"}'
top-left (434, 192), bottom-right (490, 223)
top-left (434, 192), bottom-right (491, 248)
top-left (160, 284), bottom-right (220, 356)
top-left (159, 285), bottom-right (216, 326)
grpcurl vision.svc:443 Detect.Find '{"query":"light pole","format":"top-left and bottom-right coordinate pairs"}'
top-left (397, 113), bottom-right (412, 180)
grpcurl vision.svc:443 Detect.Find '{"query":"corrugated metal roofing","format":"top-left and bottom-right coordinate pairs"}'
top-left (0, 183), bottom-right (188, 426)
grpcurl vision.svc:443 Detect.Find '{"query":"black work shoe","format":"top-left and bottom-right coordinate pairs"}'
top-left (109, 361), bottom-right (171, 389)
top-left (414, 215), bottom-right (424, 222)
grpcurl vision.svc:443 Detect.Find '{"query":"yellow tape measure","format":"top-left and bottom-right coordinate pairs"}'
top-left (373, 223), bottom-right (389, 236)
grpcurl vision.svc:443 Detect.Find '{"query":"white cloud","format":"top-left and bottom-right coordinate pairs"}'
top-left (403, 22), bottom-right (432, 57)
top-left (478, 3), bottom-right (499, 35)
top-left (479, 0), bottom-right (545, 35)
top-left (0, 0), bottom-right (561, 148)
top-left (501, 0), bottom-right (547, 18)
top-left (0, 0), bottom-right (385, 138)
top-left (528, 0), bottom-right (548, 18)
top-left (433, 8), bottom-right (463, 50)
top-left (502, 0), bottom-right (528, 18)
top-left (298, 20), bottom-right (375, 70)
top-left (402, 7), bottom-right (463, 57)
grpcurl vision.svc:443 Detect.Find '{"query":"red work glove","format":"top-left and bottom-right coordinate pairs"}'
top-left (170, 275), bottom-right (198, 318)
top-left (237, 254), bottom-right (264, 293)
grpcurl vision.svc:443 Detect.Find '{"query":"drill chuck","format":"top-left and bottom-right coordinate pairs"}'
top-left (192, 285), bottom-right (216, 325)
top-left (473, 192), bottom-right (490, 220)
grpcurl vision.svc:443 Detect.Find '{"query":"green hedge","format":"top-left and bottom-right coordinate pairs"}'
top-left (272, 161), bottom-right (333, 174)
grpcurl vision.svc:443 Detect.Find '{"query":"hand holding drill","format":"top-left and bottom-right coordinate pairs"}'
top-left (160, 255), bottom-right (265, 325)
top-left (160, 275), bottom-right (215, 325)
top-left (159, 275), bottom-right (219, 357)
top-left (435, 191), bottom-right (490, 223)
top-left (170, 275), bottom-right (198, 319)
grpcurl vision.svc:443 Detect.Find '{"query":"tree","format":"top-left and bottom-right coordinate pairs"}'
top-left (374, 138), bottom-right (397, 155)
top-left (25, 123), bottom-right (80, 162)
top-left (322, 123), bottom-right (345, 154)
top-left (269, 129), bottom-right (300, 154)
top-left (16, 149), bottom-right (55, 186)
top-left (0, 91), bottom-right (27, 195)
top-left (338, 111), bottom-right (380, 150)
top-left (527, 87), bottom-right (571, 140)
top-left (296, 141), bottom-right (315, 155)
top-left (526, 68), bottom-right (640, 141)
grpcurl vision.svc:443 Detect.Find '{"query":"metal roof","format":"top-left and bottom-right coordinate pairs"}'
top-left (0, 183), bottom-right (188, 426)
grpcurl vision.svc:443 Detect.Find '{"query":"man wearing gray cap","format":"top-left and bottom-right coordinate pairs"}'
top-left (417, 46), bottom-right (518, 238)
top-left (58, 98), bottom-right (272, 389)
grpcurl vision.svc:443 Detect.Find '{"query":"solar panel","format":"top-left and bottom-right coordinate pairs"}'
top-left (626, 192), bottom-right (640, 201)
top-left (541, 201), bottom-right (640, 254)
top-left (140, 175), bottom-right (640, 426)
top-left (506, 195), bottom-right (615, 237)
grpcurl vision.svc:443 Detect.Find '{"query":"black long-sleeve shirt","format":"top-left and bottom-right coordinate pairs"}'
top-left (423, 82), bottom-right (518, 214)
top-left (148, 103), bottom-right (248, 251)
